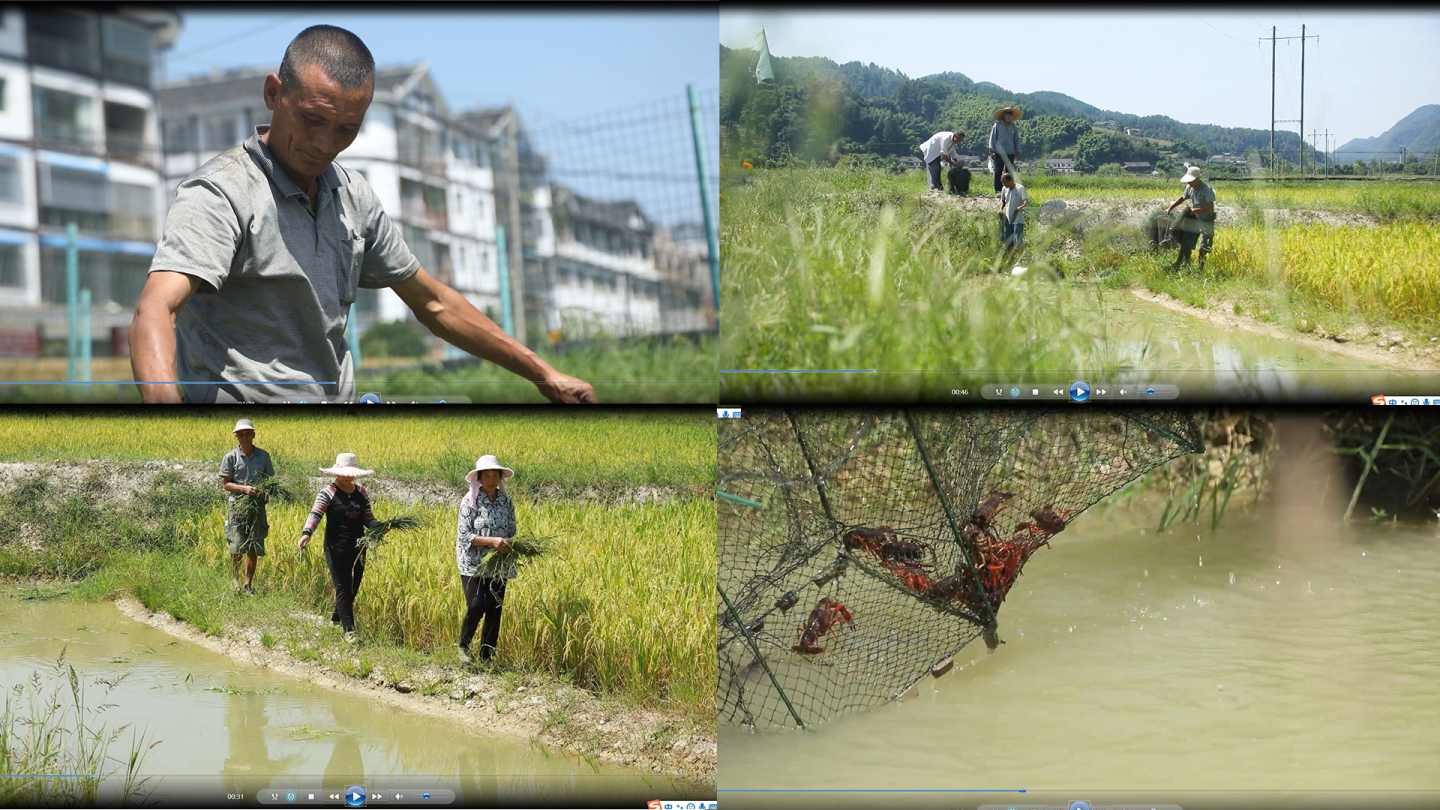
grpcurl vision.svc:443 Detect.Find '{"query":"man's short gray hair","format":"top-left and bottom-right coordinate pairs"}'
top-left (278, 25), bottom-right (375, 95)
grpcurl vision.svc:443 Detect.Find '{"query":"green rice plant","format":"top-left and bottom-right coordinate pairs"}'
top-left (234, 476), bottom-right (292, 527)
top-left (358, 515), bottom-right (422, 554)
top-left (472, 533), bottom-right (556, 577)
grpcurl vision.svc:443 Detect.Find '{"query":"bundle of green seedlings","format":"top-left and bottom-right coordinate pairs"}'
top-left (358, 515), bottom-right (422, 554)
top-left (235, 476), bottom-right (293, 525)
top-left (474, 533), bottom-right (556, 576)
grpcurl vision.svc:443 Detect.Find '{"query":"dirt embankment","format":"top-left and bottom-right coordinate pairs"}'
top-left (1130, 289), bottom-right (1440, 371)
top-left (111, 597), bottom-right (715, 786)
top-left (0, 459), bottom-right (696, 507)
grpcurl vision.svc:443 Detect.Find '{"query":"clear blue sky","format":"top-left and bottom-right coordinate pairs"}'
top-left (720, 10), bottom-right (1440, 152)
top-left (165, 9), bottom-right (718, 128)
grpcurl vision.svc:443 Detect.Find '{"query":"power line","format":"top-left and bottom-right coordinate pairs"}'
top-left (167, 13), bottom-right (314, 64)
top-left (1184, 8), bottom-right (1257, 48)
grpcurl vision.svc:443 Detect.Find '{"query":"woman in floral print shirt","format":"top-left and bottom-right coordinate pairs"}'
top-left (454, 455), bottom-right (517, 663)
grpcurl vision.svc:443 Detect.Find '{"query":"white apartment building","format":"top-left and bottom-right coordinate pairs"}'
top-left (0, 7), bottom-right (179, 355)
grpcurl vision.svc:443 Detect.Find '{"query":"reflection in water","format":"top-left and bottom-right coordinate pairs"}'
top-left (322, 696), bottom-right (365, 791)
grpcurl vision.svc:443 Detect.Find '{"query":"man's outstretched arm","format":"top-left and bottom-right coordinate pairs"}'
top-left (391, 267), bottom-right (597, 404)
top-left (129, 271), bottom-right (202, 403)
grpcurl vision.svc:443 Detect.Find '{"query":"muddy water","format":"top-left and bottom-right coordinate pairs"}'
top-left (1049, 285), bottom-right (1436, 400)
top-left (719, 491), bottom-right (1440, 807)
top-left (0, 599), bottom-right (681, 806)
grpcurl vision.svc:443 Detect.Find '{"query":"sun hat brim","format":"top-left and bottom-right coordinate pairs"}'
top-left (466, 467), bottom-right (515, 484)
top-left (993, 107), bottom-right (1023, 121)
top-left (321, 466), bottom-right (375, 478)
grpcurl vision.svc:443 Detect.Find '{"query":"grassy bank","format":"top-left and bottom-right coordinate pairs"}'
top-left (0, 414), bottom-right (717, 724)
top-left (0, 335), bottom-right (717, 404)
top-left (722, 166), bottom-right (1440, 396)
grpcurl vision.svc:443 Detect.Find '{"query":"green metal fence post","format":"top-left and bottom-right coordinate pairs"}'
top-left (687, 84), bottom-right (720, 323)
top-left (496, 225), bottom-right (514, 337)
top-left (66, 222), bottom-right (78, 382)
top-left (79, 288), bottom-right (91, 393)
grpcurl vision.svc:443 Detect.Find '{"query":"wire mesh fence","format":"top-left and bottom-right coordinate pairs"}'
top-left (717, 408), bottom-right (1203, 730)
top-left (527, 87), bottom-right (719, 340)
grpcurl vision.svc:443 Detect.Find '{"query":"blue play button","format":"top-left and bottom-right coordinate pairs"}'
top-left (359, 392), bottom-right (381, 404)
top-left (345, 786), bottom-right (366, 807)
top-left (1069, 380), bottom-right (1089, 403)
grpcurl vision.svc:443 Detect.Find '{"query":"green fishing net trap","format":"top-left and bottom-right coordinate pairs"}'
top-left (718, 409), bottom-right (1203, 730)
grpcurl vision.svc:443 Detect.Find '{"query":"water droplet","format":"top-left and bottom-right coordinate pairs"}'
top-left (1276, 581), bottom-right (1280, 585)
top-left (1218, 684), bottom-right (1224, 691)
top-left (1143, 569), bottom-right (1148, 577)
top-left (1198, 556), bottom-right (1203, 567)
top-left (1068, 626), bottom-right (1074, 633)
top-left (1362, 552), bottom-right (1367, 557)
top-left (1229, 572), bottom-right (1236, 585)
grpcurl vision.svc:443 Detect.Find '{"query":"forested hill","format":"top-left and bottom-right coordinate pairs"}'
top-left (720, 44), bottom-right (1320, 171)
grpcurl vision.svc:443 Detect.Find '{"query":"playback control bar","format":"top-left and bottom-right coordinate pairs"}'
top-left (257, 787), bottom-right (455, 806)
top-left (981, 382), bottom-right (1179, 402)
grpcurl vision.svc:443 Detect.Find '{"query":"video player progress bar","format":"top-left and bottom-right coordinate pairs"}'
top-left (0, 381), bottom-right (337, 385)
top-left (719, 789), bottom-right (1027, 793)
top-left (719, 370), bottom-right (877, 373)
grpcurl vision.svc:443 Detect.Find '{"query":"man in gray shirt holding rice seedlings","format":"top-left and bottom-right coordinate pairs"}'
top-left (220, 418), bottom-right (275, 595)
top-left (129, 25), bottom-right (596, 405)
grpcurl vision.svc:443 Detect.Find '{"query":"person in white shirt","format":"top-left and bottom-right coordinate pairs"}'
top-left (999, 172), bottom-right (1029, 257)
top-left (918, 130), bottom-right (965, 192)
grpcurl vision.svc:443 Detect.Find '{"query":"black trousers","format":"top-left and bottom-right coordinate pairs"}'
top-left (926, 157), bottom-right (943, 190)
top-left (324, 541), bottom-right (366, 632)
top-left (459, 575), bottom-right (507, 659)
top-left (992, 152), bottom-right (1018, 192)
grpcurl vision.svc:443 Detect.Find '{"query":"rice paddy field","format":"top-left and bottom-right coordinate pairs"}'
top-left (0, 411), bottom-right (717, 722)
top-left (721, 166), bottom-right (1440, 401)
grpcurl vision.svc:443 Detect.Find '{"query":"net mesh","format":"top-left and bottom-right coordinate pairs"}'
top-left (718, 408), bottom-right (1203, 730)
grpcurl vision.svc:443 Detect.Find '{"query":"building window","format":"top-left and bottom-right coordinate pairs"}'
top-left (26, 8), bottom-right (100, 76)
top-left (110, 183), bottom-right (155, 240)
top-left (34, 86), bottom-right (96, 151)
top-left (0, 78), bottom-right (6, 112)
top-left (40, 248), bottom-right (105, 304)
top-left (105, 101), bottom-right (149, 160)
top-left (203, 115), bottom-right (238, 151)
top-left (0, 245), bottom-right (20, 288)
top-left (101, 16), bottom-right (154, 88)
top-left (164, 118), bottom-right (195, 154)
top-left (0, 158), bottom-right (21, 204)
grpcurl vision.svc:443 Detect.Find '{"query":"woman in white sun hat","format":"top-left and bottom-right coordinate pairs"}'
top-left (298, 453), bottom-right (385, 644)
top-left (454, 454), bottom-right (517, 664)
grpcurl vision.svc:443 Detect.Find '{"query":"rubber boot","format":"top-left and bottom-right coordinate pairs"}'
top-left (1172, 246), bottom-right (1192, 269)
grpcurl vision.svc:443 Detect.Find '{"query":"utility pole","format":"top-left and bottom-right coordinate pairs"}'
top-left (1261, 26), bottom-right (1318, 179)
top-left (1400, 146), bottom-right (1407, 175)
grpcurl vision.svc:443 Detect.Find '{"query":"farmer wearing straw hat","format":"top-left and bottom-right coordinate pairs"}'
top-left (129, 25), bottom-right (596, 406)
top-left (299, 452), bottom-right (383, 644)
top-left (1166, 166), bottom-right (1217, 270)
top-left (454, 455), bottom-right (517, 664)
top-left (220, 418), bottom-right (275, 595)
top-left (988, 107), bottom-right (1023, 195)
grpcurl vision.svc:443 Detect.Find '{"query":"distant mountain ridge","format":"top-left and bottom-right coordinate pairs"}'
top-left (1335, 105), bottom-right (1440, 163)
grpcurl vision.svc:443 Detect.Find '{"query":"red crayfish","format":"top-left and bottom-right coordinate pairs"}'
top-left (792, 597), bottom-right (853, 655)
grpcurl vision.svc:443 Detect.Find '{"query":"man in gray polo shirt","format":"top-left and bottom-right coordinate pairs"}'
top-left (129, 25), bottom-right (596, 405)
top-left (221, 418), bottom-right (274, 595)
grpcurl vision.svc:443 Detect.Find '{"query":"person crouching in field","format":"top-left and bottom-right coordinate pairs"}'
top-left (221, 418), bottom-right (274, 595)
top-left (1166, 166), bottom-right (1216, 270)
top-left (298, 453), bottom-right (383, 645)
top-left (454, 455), bottom-right (517, 664)
top-left (918, 129), bottom-right (965, 193)
top-left (999, 172), bottom-right (1029, 259)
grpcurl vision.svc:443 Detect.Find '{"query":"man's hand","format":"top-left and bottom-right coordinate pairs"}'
top-left (538, 370), bottom-right (597, 404)
top-left (243, 485), bottom-right (259, 498)
top-left (130, 272), bottom-right (202, 403)
top-left (394, 267), bottom-right (598, 404)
